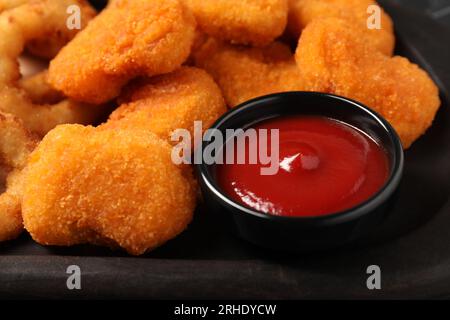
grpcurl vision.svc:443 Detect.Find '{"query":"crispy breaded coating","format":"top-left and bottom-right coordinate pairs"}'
top-left (195, 38), bottom-right (307, 107)
top-left (0, 112), bottom-right (37, 242)
top-left (295, 18), bottom-right (440, 148)
top-left (48, 0), bottom-right (196, 104)
top-left (288, 0), bottom-right (395, 55)
top-left (22, 125), bottom-right (197, 255)
top-left (183, 0), bottom-right (288, 46)
top-left (105, 67), bottom-right (227, 143)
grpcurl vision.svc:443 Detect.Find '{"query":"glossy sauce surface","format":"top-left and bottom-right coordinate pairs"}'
top-left (216, 116), bottom-right (390, 217)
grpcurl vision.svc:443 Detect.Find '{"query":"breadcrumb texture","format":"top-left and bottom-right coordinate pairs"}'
top-left (22, 125), bottom-right (197, 255)
top-left (48, 0), bottom-right (196, 104)
top-left (183, 0), bottom-right (288, 46)
top-left (0, 112), bottom-right (37, 242)
top-left (195, 38), bottom-right (307, 107)
top-left (295, 18), bottom-right (440, 148)
top-left (106, 67), bottom-right (227, 143)
top-left (288, 0), bottom-right (395, 55)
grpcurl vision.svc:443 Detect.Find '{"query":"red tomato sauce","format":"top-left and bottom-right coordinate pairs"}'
top-left (216, 116), bottom-right (390, 217)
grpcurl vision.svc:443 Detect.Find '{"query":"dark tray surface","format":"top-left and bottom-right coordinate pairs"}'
top-left (392, 0), bottom-right (450, 29)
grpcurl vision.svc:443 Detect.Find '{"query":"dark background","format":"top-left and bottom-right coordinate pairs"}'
top-left (395, 0), bottom-right (450, 28)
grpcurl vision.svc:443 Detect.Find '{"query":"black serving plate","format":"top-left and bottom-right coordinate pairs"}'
top-left (1, 1), bottom-right (450, 299)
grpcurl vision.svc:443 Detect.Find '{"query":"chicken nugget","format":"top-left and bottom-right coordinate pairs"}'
top-left (195, 38), bottom-right (307, 107)
top-left (22, 125), bottom-right (197, 255)
top-left (48, 0), bottom-right (196, 104)
top-left (295, 18), bottom-right (440, 148)
top-left (105, 67), bottom-right (227, 144)
top-left (288, 0), bottom-right (395, 55)
top-left (183, 0), bottom-right (288, 46)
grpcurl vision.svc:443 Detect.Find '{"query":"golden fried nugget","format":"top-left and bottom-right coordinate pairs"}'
top-left (288, 0), bottom-right (395, 55)
top-left (183, 0), bottom-right (288, 46)
top-left (105, 67), bottom-right (227, 144)
top-left (0, 112), bottom-right (37, 242)
top-left (195, 38), bottom-right (307, 107)
top-left (0, 0), bottom-right (96, 59)
top-left (22, 125), bottom-right (197, 255)
top-left (295, 18), bottom-right (440, 148)
top-left (48, 0), bottom-right (196, 104)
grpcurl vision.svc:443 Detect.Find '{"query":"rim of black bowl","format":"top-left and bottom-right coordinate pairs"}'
top-left (196, 91), bottom-right (405, 226)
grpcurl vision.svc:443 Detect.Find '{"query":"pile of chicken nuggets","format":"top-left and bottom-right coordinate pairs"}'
top-left (0, 0), bottom-right (440, 255)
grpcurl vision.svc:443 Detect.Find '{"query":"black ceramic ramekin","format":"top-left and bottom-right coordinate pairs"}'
top-left (196, 92), bottom-right (404, 252)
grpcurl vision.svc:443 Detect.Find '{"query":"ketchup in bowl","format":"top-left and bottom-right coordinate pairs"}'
top-left (216, 116), bottom-right (390, 217)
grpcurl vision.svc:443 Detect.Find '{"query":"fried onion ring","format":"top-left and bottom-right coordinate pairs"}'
top-left (0, 0), bottom-right (96, 59)
top-left (0, 112), bottom-right (37, 242)
top-left (0, 0), bottom-right (103, 136)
